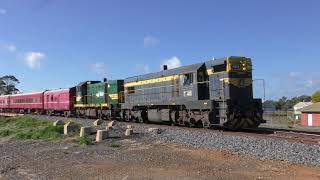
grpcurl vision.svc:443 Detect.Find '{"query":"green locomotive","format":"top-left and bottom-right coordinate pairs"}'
top-left (74, 79), bottom-right (124, 119)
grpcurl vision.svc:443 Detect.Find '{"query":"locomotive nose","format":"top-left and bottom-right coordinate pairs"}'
top-left (226, 103), bottom-right (262, 129)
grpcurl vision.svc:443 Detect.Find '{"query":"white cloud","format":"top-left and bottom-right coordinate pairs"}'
top-left (91, 62), bottom-right (106, 76)
top-left (0, 8), bottom-right (6, 15)
top-left (288, 72), bottom-right (299, 79)
top-left (24, 52), bottom-right (46, 69)
top-left (3, 44), bottom-right (16, 52)
top-left (135, 64), bottom-right (150, 73)
top-left (160, 56), bottom-right (182, 70)
top-left (143, 35), bottom-right (159, 48)
top-left (306, 80), bottom-right (317, 87)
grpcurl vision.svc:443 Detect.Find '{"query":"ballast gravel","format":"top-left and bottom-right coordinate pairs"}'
top-left (31, 115), bottom-right (320, 166)
top-left (149, 129), bottom-right (320, 166)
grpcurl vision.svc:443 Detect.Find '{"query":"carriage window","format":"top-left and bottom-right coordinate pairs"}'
top-left (127, 87), bottom-right (135, 94)
top-left (183, 73), bottom-right (194, 86)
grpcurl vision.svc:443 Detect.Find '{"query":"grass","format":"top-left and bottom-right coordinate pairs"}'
top-left (0, 117), bottom-right (98, 146)
top-left (78, 135), bottom-right (93, 146)
top-left (0, 116), bottom-right (64, 140)
top-left (0, 129), bottom-right (13, 137)
top-left (110, 140), bottom-right (121, 148)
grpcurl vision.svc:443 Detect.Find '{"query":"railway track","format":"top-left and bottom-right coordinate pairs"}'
top-left (270, 131), bottom-right (320, 144)
top-left (2, 113), bottom-right (320, 145)
top-left (0, 113), bottom-right (24, 117)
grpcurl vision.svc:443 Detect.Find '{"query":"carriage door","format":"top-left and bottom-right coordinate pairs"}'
top-left (197, 68), bottom-right (209, 100)
top-left (46, 95), bottom-right (50, 109)
top-left (57, 95), bottom-right (60, 109)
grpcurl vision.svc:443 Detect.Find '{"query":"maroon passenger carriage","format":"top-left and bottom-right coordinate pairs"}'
top-left (44, 88), bottom-right (76, 117)
top-left (0, 87), bottom-right (76, 115)
top-left (0, 95), bottom-right (10, 112)
top-left (9, 92), bottom-right (45, 113)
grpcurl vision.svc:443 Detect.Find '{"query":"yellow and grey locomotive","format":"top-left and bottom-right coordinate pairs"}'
top-left (121, 56), bottom-right (263, 129)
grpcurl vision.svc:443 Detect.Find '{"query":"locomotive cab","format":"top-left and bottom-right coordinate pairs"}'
top-left (206, 56), bottom-right (263, 129)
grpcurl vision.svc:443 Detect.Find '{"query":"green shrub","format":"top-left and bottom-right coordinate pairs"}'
top-left (15, 125), bottom-right (64, 140)
top-left (15, 117), bottom-right (49, 129)
top-left (0, 117), bottom-right (81, 141)
top-left (0, 117), bottom-right (14, 127)
top-left (110, 140), bottom-right (120, 148)
top-left (78, 136), bottom-right (93, 145)
top-left (0, 129), bottom-right (13, 137)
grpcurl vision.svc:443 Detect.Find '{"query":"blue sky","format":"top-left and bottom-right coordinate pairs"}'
top-left (0, 0), bottom-right (319, 100)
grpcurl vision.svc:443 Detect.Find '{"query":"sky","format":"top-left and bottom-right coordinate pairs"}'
top-left (0, 0), bottom-right (320, 100)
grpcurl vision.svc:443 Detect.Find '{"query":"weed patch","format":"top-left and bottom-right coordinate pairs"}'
top-left (78, 135), bottom-right (93, 146)
top-left (0, 117), bottom-right (65, 141)
top-left (0, 129), bottom-right (13, 137)
top-left (110, 140), bottom-right (121, 148)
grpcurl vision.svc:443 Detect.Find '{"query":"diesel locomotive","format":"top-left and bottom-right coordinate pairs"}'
top-left (0, 56), bottom-right (263, 129)
top-left (121, 56), bottom-right (263, 129)
top-left (74, 79), bottom-right (124, 119)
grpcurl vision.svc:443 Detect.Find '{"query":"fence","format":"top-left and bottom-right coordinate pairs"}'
top-left (263, 111), bottom-right (299, 128)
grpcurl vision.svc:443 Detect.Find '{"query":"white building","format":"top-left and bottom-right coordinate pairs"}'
top-left (293, 102), bottom-right (313, 120)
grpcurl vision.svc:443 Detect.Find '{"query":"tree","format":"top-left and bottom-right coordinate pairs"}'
top-left (287, 95), bottom-right (312, 109)
top-left (275, 96), bottom-right (288, 110)
top-left (0, 75), bottom-right (20, 95)
top-left (312, 91), bottom-right (320, 103)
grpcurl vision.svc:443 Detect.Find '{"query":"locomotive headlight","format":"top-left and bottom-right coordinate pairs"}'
top-left (242, 63), bottom-right (247, 71)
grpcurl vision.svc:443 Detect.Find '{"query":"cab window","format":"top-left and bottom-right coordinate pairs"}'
top-left (183, 73), bottom-right (194, 86)
top-left (212, 62), bottom-right (226, 72)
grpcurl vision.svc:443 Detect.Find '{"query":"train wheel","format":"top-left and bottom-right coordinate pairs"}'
top-left (47, 110), bottom-right (53, 116)
top-left (170, 111), bottom-right (179, 126)
top-left (195, 120), bottom-right (204, 128)
top-left (122, 110), bottom-right (130, 122)
top-left (106, 113), bottom-right (111, 120)
top-left (64, 111), bottom-right (71, 118)
top-left (97, 112), bottom-right (102, 119)
top-left (119, 111), bottom-right (125, 122)
top-left (184, 121), bottom-right (191, 127)
top-left (137, 112), bottom-right (144, 123)
top-left (75, 111), bottom-right (80, 118)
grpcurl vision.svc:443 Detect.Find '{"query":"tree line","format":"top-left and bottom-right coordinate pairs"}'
top-left (264, 91), bottom-right (320, 111)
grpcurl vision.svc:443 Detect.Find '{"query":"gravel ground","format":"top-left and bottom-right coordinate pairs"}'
top-left (0, 115), bottom-right (320, 179)
top-left (30, 115), bottom-right (320, 166)
top-left (2, 137), bottom-right (319, 180)
top-left (152, 129), bottom-right (320, 166)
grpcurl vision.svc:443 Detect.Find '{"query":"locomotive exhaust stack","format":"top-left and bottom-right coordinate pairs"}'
top-left (163, 65), bottom-right (168, 70)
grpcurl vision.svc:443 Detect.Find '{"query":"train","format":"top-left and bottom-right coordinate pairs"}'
top-left (0, 56), bottom-right (264, 129)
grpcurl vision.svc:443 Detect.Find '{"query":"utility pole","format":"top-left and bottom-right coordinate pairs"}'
top-left (253, 79), bottom-right (266, 102)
